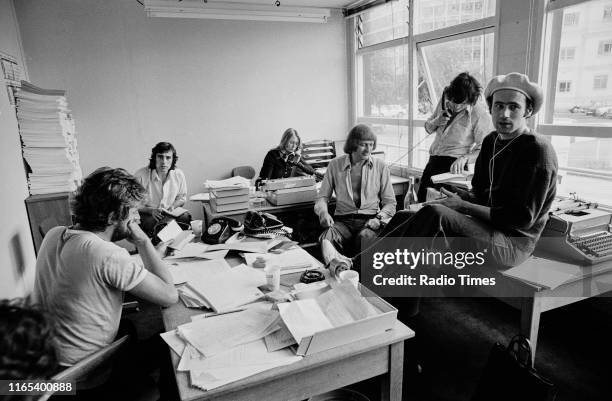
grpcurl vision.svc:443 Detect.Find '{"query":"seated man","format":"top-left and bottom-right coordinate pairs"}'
top-left (377, 73), bottom-right (557, 280)
top-left (33, 167), bottom-right (178, 368)
top-left (134, 142), bottom-right (190, 236)
top-left (315, 124), bottom-right (396, 275)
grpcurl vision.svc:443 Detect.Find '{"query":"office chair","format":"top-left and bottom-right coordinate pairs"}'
top-left (39, 335), bottom-right (158, 401)
top-left (231, 165), bottom-right (256, 179)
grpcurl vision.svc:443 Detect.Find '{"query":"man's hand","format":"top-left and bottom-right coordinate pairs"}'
top-left (365, 218), bottom-right (381, 231)
top-left (127, 220), bottom-right (150, 246)
top-left (427, 188), bottom-right (464, 211)
top-left (151, 208), bottom-right (164, 221)
top-left (433, 112), bottom-right (451, 128)
top-left (450, 156), bottom-right (468, 174)
top-left (319, 212), bottom-right (334, 228)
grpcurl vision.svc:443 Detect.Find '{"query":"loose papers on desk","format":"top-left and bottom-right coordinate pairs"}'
top-left (243, 247), bottom-right (323, 275)
top-left (186, 264), bottom-right (265, 312)
top-left (161, 304), bottom-right (302, 391)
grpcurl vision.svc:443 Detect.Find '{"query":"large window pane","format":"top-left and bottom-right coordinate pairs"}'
top-left (411, 127), bottom-right (436, 169)
top-left (550, 135), bottom-right (612, 205)
top-left (358, 0), bottom-right (408, 48)
top-left (543, 0), bottom-right (612, 126)
top-left (359, 45), bottom-right (409, 118)
top-left (370, 123), bottom-right (410, 166)
top-left (413, 0), bottom-right (496, 34)
top-left (417, 31), bottom-right (494, 118)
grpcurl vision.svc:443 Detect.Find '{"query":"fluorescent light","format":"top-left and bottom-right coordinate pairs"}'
top-left (144, 0), bottom-right (331, 23)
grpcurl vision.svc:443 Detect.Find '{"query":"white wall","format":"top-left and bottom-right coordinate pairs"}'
top-left (14, 0), bottom-right (349, 219)
top-left (0, 0), bottom-right (36, 299)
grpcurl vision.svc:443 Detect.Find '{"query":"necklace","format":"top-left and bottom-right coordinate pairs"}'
top-left (488, 131), bottom-right (525, 206)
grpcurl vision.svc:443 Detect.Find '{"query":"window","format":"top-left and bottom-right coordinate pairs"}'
top-left (357, 0), bottom-right (409, 48)
top-left (541, 0), bottom-right (612, 206)
top-left (594, 74), bottom-right (608, 88)
top-left (604, 5), bottom-right (612, 19)
top-left (564, 11), bottom-right (580, 25)
top-left (353, 0), bottom-right (496, 170)
top-left (559, 81), bottom-right (572, 92)
top-left (598, 40), bottom-right (612, 54)
top-left (560, 47), bottom-right (576, 60)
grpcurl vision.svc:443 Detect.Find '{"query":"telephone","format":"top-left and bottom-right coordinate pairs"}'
top-left (202, 217), bottom-right (243, 244)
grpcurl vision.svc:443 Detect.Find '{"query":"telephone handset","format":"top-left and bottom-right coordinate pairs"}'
top-left (202, 217), bottom-right (243, 244)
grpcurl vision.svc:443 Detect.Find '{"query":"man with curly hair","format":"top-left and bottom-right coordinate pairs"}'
top-left (32, 167), bottom-right (178, 367)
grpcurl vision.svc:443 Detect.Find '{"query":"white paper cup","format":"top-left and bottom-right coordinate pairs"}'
top-left (190, 220), bottom-right (203, 237)
top-left (264, 265), bottom-right (281, 291)
top-left (338, 270), bottom-right (359, 289)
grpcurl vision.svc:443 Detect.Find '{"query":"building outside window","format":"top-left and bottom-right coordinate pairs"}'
top-left (541, 0), bottom-right (612, 205)
top-left (559, 81), bottom-right (572, 92)
top-left (564, 11), bottom-right (580, 25)
top-left (604, 5), bottom-right (612, 19)
top-left (594, 74), bottom-right (608, 89)
top-left (560, 47), bottom-right (576, 60)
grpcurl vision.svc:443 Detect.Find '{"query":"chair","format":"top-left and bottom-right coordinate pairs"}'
top-left (39, 335), bottom-right (157, 401)
top-left (231, 165), bottom-right (256, 179)
top-left (301, 140), bottom-right (337, 170)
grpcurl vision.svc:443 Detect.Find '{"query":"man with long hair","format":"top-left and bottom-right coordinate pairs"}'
top-left (315, 124), bottom-right (396, 275)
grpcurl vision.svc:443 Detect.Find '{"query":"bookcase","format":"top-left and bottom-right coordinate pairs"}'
top-left (25, 192), bottom-right (72, 254)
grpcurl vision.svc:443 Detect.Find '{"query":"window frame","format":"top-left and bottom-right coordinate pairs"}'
top-left (350, 1), bottom-right (499, 174)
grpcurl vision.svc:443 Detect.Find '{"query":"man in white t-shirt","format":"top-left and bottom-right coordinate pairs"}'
top-left (33, 167), bottom-right (178, 370)
top-left (134, 142), bottom-right (190, 236)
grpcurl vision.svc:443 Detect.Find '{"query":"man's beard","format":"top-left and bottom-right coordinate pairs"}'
top-left (110, 222), bottom-right (129, 242)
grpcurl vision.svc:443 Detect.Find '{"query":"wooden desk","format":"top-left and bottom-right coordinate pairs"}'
top-left (488, 256), bottom-right (612, 355)
top-left (162, 302), bottom-right (413, 401)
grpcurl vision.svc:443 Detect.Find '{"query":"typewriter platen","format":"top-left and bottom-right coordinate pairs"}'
top-left (536, 196), bottom-right (612, 264)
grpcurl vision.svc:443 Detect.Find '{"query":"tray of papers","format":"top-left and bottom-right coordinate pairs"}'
top-left (278, 283), bottom-right (397, 356)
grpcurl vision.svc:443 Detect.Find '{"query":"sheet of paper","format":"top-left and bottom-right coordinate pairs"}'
top-left (194, 250), bottom-right (229, 260)
top-left (177, 306), bottom-right (279, 357)
top-left (165, 242), bottom-right (210, 259)
top-left (185, 264), bottom-right (265, 312)
top-left (164, 206), bottom-right (188, 217)
top-left (264, 321), bottom-right (297, 352)
top-left (204, 176), bottom-right (250, 190)
top-left (168, 231), bottom-right (195, 250)
top-left (157, 220), bottom-right (183, 242)
top-left (207, 241), bottom-right (270, 254)
top-left (243, 247), bottom-right (322, 271)
top-left (277, 299), bottom-right (333, 344)
top-left (167, 258), bottom-right (232, 285)
top-left (501, 257), bottom-right (579, 289)
top-left (160, 329), bottom-right (186, 356)
top-left (189, 193), bottom-right (210, 202)
top-left (315, 282), bottom-right (379, 327)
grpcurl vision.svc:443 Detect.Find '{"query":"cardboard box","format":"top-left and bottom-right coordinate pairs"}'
top-left (294, 285), bottom-right (398, 356)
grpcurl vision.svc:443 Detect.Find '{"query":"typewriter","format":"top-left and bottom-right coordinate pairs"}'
top-left (536, 195), bottom-right (612, 265)
top-left (261, 176), bottom-right (317, 206)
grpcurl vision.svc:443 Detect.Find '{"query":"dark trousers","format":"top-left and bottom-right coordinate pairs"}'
top-left (319, 214), bottom-right (380, 259)
top-left (375, 205), bottom-right (532, 316)
top-left (417, 155), bottom-right (457, 202)
top-left (140, 211), bottom-right (192, 239)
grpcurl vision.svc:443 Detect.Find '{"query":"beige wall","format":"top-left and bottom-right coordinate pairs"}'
top-left (0, 0), bottom-right (36, 299)
top-left (14, 0), bottom-right (349, 219)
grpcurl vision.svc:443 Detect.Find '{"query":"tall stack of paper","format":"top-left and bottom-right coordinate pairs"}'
top-left (15, 81), bottom-right (82, 195)
top-left (205, 176), bottom-right (251, 213)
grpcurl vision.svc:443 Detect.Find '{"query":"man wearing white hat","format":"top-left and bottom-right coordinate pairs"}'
top-left (375, 72), bottom-right (558, 269)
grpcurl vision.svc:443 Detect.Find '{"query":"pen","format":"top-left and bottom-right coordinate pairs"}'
top-left (204, 308), bottom-right (246, 318)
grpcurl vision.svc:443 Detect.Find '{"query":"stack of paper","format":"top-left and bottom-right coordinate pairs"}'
top-left (161, 304), bottom-right (302, 391)
top-left (431, 172), bottom-right (472, 184)
top-left (205, 177), bottom-right (251, 213)
top-left (15, 81), bottom-right (82, 195)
